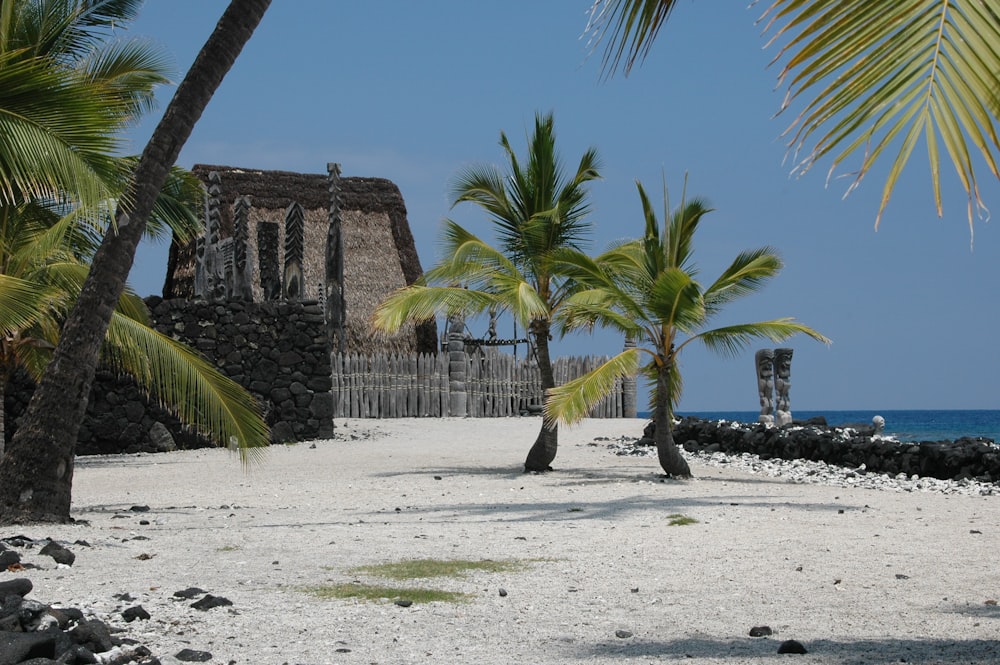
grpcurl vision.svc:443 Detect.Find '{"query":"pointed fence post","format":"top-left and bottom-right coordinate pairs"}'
top-left (231, 195), bottom-right (254, 301)
top-left (447, 314), bottom-right (468, 417)
top-left (325, 163), bottom-right (346, 353)
top-left (258, 221), bottom-right (281, 301)
top-left (283, 201), bottom-right (305, 300)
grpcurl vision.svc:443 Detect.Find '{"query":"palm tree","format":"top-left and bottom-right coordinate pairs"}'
top-left (585, 0), bottom-right (1000, 234)
top-left (374, 112), bottom-right (601, 472)
top-left (545, 179), bottom-right (829, 476)
top-left (0, 0), bottom-right (272, 524)
top-left (0, 0), bottom-right (171, 209)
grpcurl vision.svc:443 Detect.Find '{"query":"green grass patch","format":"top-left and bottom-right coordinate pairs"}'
top-left (304, 582), bottom-right (468, 604)
top-left (667, 513), bottom-right (698, 526)
top-left (350, 558), bottom-right (528, 580)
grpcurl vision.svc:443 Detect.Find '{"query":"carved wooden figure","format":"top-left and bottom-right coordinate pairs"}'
top-left (283, 201), bottom-right (305, 300)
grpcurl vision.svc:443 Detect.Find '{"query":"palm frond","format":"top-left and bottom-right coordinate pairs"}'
top-left (702, 247), bottom-right (783, 314)
top-left (695, 319), bottom-right (831, 357)
top-left (557, 287), bottom-right (646, 339)
top-left (372, 285), bottom-right (497, 334)
top-left (647, 267), bottom-right (704, 332)
top-left (102, 312), bottom-right (269, 465)
top-left (0, 273), bottom-right (51, 336)
top-left (545, 348), bottom-right (642, 424)
top-left (761, 0), bottom-right (1000, 231)
top-left (585, 0), bottom-right (679, 78)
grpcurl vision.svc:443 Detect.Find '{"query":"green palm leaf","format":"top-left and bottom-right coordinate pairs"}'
top-left (0, 273), bottom-right (51, 336)
top-left (588, 0), bottom-right (1000, 234)
top-left (763, 0), bottom-right (1000, 230)
top-left (695, 319), bottom-right (830, 358)
top-left (544, 348), bottom-right (642, 424)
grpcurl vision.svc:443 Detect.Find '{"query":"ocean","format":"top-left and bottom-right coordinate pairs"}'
top-left (652, 410), bottom-right (1000, 443)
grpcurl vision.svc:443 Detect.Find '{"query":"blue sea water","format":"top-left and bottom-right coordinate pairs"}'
top-left (642, 410), bottom-right (1000, 443)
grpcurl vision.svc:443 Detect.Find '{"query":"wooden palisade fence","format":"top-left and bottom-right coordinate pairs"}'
top-left (331, 351), bottom-right (632, 418)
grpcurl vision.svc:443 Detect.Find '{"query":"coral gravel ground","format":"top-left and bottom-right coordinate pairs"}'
top-left (4, 417), bottom-right (1000, 664)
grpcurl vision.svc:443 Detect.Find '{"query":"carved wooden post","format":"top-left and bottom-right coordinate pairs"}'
top-left (219, 238), bottom-right (234, 299)
top-left (622, 334), bottom-right (637, 418)
top-left (283, 201), bottom-right (305, 300)
top-left (192, 236), bottom-right (207, 299)
top-left (258, 221), bottom-right (281, 301)
top-left (200, 171), bottom-right (226, 301)
top-left (755, 348), bottom-right (775, 425)
top-left (231, 195), bottom-right (254, 301)
top-left (325, 163), bottom-right (346, 353)
top-left (774, 347), bottom-right (794, 426)
top-left (447, 313), bottom-right (468, 417)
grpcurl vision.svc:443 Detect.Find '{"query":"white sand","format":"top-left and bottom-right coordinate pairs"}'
top-left (8, 417), bottom-right (1000, 664)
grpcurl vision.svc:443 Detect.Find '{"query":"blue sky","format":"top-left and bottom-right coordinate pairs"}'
top-left (122, 1), bottom-right (999, 413)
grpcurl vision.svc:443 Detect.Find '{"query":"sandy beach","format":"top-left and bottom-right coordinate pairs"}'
top-left (6, 417), bottom-right (1000, 664)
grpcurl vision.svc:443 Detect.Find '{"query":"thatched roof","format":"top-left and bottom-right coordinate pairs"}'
top-left (164, 164), bottom-right (436, 354)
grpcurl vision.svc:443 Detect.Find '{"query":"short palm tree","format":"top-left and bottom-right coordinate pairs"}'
top-left (585, 0), bottom-right (1000, 233)
top-left (374, 112), bottom-right (601, 471)
top-left (545, 179), bottom-right (829, 477)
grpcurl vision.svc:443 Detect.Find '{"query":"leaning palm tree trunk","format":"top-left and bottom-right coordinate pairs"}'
top-left (0, 376), bottom-right (5, 458)
top-left (524, 318), bottom-right (559, 471)
top-left (653, 364), bottom-right (691, 478)
top-left (0, 0), bottom-right (271, 524)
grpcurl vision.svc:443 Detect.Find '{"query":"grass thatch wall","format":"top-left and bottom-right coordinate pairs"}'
top-left (164, 165), bottom-right (437, 354)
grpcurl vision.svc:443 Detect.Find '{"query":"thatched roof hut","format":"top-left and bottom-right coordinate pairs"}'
top-left (164, 164), bottom-right (436, 354)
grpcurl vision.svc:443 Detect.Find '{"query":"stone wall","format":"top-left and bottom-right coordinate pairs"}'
top-left (669, 417), bottom-right (1000, 483)
top-left (3, 298), bottom-right (334, 455)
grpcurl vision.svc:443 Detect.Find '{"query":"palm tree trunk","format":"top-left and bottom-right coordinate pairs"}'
top-left (654, 363), bottom-right (691, 478)
top-left (0, 0), bottom-right (271, 525)
top-left (524, 318), bottom-right (559, 472)
top-left (0, 375), bottom-right (5, 458)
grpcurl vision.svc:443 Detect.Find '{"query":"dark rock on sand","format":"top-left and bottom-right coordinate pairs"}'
top-left (0, 631), bottom-right (57, 665)
top-left (122, 605), bottom-right (151, 622)
top-left (0, 578), bottom-right (32, 599)
top-left (172, 587), bottom-right (206, 599)
top-left (777, 639), bottom-right (808, 654)
top-left (0, 548), bottom-right (21, 570)
top-left (175, 648), bottom-right (214, 662)
top-left (749, 625), bottom-right (773, 637)
top-left (38, 541), bottom-right (74, 566)
top-left (190, 594), bottom-right (232, 611)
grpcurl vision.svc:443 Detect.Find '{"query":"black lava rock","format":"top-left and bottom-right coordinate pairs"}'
top-left (190, 594), bottom-right (232, 611)
top-left (38, 541), bottom-right (75, 566)
top-left (0, 578), bottom-right (32, 599)
top-left (122, 605), bottom-right (151, 622)
top-left (777, 639), bottom-right (808, 654)
top-left (172, 587), bottom-right (207, 599)
top-left (175, 648), bottom-right (214, 662)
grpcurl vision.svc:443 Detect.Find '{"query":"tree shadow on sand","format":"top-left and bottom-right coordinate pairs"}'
top-left (574, 635), bottom-right (1000, 664)
top-left (369, 491), bottom-right (860, 524)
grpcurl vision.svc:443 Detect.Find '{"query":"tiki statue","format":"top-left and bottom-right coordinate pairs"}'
top-left (774, 347), bottom-right (794, 426)
top-left (755, 348), bottom-right (775, 425)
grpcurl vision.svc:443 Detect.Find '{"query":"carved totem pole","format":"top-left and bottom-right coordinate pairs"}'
top-left (774, 347), bottom-right (794, 426)
top-left (754, 348), bottom-right (775, 425)
top-left (258, 221), bottom-right (281, 301)
top-left (282, 201), bottom-right (305, 300)
top-left (230, 195), bottom-right (254, 301)
top-left (325, 163), bottom-right (346, 354)
top-left (755, 348), bottom-right (794, 426)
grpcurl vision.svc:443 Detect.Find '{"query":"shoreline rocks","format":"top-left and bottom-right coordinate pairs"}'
top-left (608, 418), bottom-right (1000, 494)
